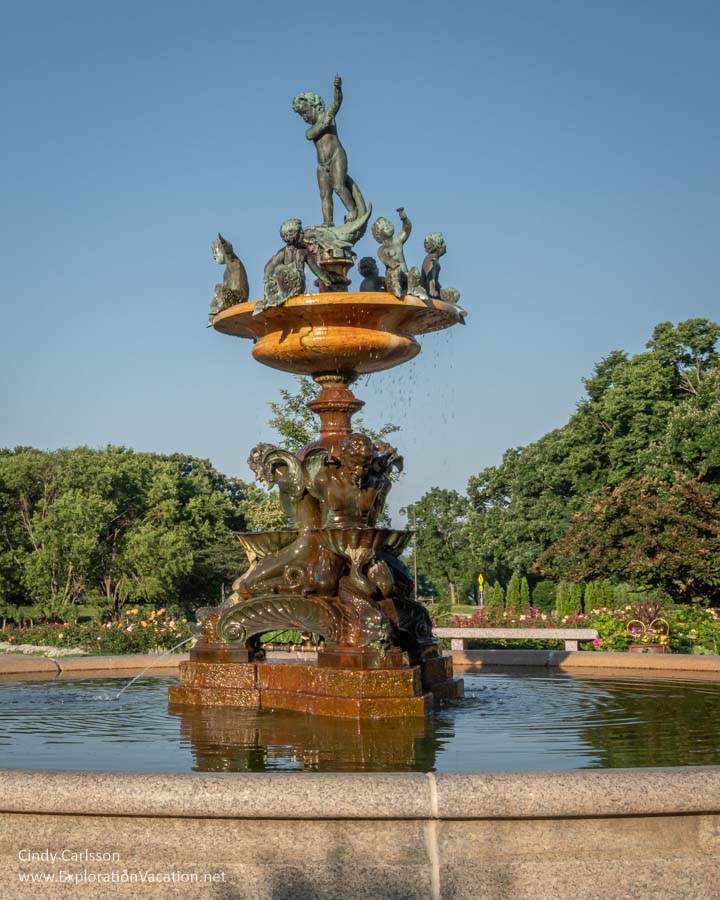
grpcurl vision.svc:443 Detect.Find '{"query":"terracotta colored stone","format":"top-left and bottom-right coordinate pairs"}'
top-left (170, 658), bottom-right (459, 719)
top-left (167, 686), bottom-right (261, 707)
top-left (316, 646), bottom-right (406, 670)
top-left (257, 661), bottom-right (421, 698)
top-left (213, 293), bottom-right (463, 377)
top-left (177, 660), bottom-right (257, 689)
top-left (261, 689), bottom-right (432, 718)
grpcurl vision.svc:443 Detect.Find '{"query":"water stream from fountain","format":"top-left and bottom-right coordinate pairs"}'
top-left (114, 637), bottom-right (194, 700)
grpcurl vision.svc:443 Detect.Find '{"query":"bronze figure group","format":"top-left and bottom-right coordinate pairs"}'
top-left (191, 74), bottom-right (467, 692)
top-left (207, 74), bottom-right (463, 321)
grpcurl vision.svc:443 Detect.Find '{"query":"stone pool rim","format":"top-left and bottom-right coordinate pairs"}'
top-left (2, 651), bottom-right (719, 898)
top-left (4, 647), bottom-right (720, 676)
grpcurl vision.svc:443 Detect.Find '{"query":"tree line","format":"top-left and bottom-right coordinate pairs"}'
top-left (2, 318), bottom-right (717, 622)
top-left (411, 318), bottom-right (720, 605)
top-left (0, 447), bottom-right (279, 621)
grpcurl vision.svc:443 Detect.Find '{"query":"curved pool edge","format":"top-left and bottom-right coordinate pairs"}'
top-left (452, 648), bottom-right (720, 673)
top-left (0, 767), bottom-right (718, 899)
top-left (2, 653), bottom-right (720, 897)
top-left (0, 766), bottom-right (719, 820)
top-left (4, 647), bottom-right (720, 677)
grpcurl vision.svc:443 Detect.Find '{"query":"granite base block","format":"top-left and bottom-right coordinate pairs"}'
top-left (168, 657), bottom-right (461, 719)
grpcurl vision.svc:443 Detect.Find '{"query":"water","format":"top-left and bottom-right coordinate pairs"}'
top-left (0, 671), bottom-right (718, 773)
top-left (114, 636), bottom-right (194, 700)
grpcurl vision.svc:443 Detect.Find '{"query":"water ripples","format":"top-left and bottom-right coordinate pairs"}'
top-left (1, 671), bottom-right (719, 773)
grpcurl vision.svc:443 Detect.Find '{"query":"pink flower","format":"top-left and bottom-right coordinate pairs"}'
top-left (593, 638), bottom-right (603, 647)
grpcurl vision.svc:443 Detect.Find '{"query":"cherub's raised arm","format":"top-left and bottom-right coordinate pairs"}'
top-left (397, 207), bottom-right (412, 243)
top-left (328, 73), bottom-right (343, 117)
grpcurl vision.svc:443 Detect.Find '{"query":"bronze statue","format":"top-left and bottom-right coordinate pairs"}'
top-left (302, 208), bottom-right (372, 291)
top-left (406, 267), bottom-right (429, 301)
top-left (191, 75), bottom-right (469, 687)
top-left (421, 232), bottom-right (463, 304)
top-left (208, 234), bottom-right (249, 325)
top-left (292, 74), bottom-right (365, 227)
top-left (357, 257), bottom-right (385, 292)
top-left (258, 219), bottom-right (331, 313)
top-left (420, 232), bottom-right (446, 299)
top-left (372, 208), bottom-right (412, 299)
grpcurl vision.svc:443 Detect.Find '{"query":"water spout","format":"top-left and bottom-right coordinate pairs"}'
top-left (115, 637), bottom-right (194, 700)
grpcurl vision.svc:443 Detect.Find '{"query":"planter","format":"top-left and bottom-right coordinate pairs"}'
top-left (628, 644), bottom-right (670, 654)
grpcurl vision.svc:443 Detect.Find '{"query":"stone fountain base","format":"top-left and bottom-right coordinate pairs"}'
top-left (168, 655), bottom-right (463, 719)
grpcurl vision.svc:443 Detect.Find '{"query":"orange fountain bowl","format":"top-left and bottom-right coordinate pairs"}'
top-left (212, 292), bottom-right (463, 377)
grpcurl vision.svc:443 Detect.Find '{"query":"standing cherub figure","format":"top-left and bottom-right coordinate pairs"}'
top-left (372, 208), bottom-right (412, 298)
top-left (293, 74), bottom-right (364, 227)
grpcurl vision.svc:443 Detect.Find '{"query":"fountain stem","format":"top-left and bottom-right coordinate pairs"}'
top-left (302, 375), bottom-right (365, 457)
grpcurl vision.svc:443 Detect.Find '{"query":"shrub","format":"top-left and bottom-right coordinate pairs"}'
top-left (556, 581), bottom-right (583, 619)
top-left (506, 573), bottom-right (521, 607)
top-left (531, 580), bottom-right (556, 611)
top-left (520, 577), bottom-right (531, 607)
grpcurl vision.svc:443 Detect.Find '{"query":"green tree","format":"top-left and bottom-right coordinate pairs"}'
top-left (464, 319), bottom-right (720, 579)
top-left (531, 580), bottom-right (556, 611)
top-left (536, 474), bottom-right (720, 604)
top-left (413, 487), bottom-right (471, 605)
top-left (556, 581), bottom-right (582, 618)
top-left (0, 447), bottom-right (259, 619)
top-left (268, 376), bottom-right (400, 452)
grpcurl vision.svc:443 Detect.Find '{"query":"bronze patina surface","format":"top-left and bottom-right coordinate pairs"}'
top-left (180, 75), bottom-right (466, 718)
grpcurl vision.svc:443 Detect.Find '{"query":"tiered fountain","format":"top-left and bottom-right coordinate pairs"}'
top-left (169, 74), bottom-right (465, 718)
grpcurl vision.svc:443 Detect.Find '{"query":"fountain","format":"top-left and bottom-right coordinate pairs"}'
top-left (5, 75), bottom-right (719, 899)
top-left (169, 74), bottom-right (464, 718)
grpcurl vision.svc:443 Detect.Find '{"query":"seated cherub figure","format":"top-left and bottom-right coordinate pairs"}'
top-left (421, 232), bottom-right (447, 299)
top-left (258, 219), bottom-right (331, 314)
top-left (372, 208), bottom-right (412, 299)
top-left (421, 231), bottom-right (464, 312)
top-left (208, 234), bottom-right (249, 325)
top-left (357, 257), bottom-right (385, 292)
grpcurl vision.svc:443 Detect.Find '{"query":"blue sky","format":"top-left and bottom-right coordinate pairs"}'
top-left (1, 0), bottom-right (718, 519)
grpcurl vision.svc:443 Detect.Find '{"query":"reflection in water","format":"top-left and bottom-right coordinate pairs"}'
top-left (169, 704), bottom-right (441, 772)
top-left (0, 672), bottom-right (719, 773)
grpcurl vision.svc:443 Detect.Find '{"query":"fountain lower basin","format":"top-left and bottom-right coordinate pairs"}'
top-left (2, 657), bottom-right (719, 897)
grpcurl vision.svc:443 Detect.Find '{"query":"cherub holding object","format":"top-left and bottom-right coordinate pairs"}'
top-left (372, 208), bottom-right (412, 298)
top-left (293, 74), bottom-right (364, 227)
top-left (357, 257), bottom-right (385, 292)
top-left (258, 218), bottom-right (331, 314)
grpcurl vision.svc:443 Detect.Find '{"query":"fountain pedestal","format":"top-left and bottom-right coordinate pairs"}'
top-left (169, 654), bottom-right (461, 718)
top-left (170, 292), bottom-right (464, 718)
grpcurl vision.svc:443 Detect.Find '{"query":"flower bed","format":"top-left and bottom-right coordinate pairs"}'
top-left (438, 604), bottom-right (720, 654)
top-left (1, 608), bottom-right (193, 655)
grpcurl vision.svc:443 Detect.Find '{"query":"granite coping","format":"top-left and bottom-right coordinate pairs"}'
top-left (0, 650), bottom-right (312, 676)
top-left (452, 648), bottom-right (720, 673)
top-left (0, 652), bottom-right (189, 674)
top-left (4, 649), bottom-right (719, 677)
top-left (0, 767), bottom-right (718, 821)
